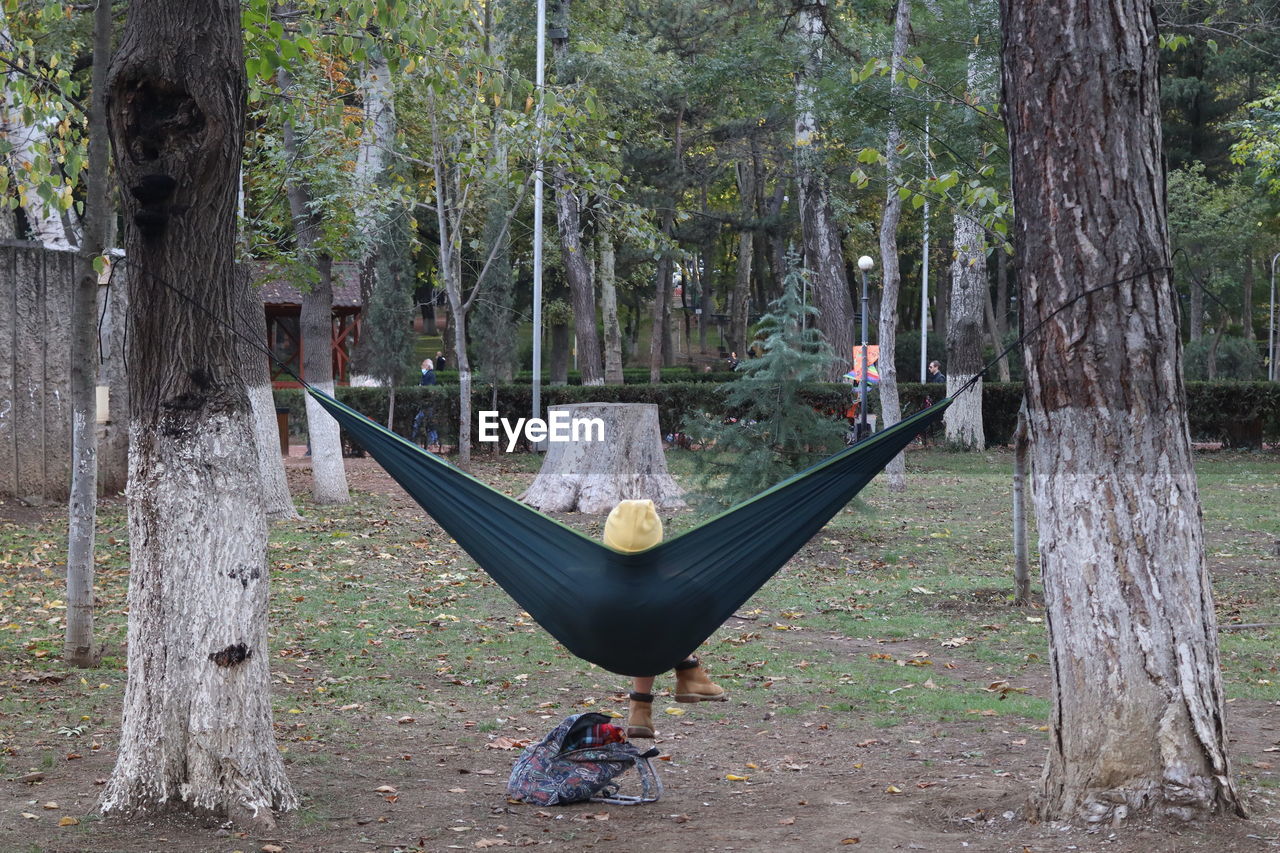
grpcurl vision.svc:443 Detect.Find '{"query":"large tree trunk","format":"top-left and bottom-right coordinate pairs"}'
top-left (555, 173), bottom-right (603, 385)
top-left (794, 0), bottom-right (855, 381)
top-left (64, 0), bottom-right (112, 668)
top-left (522, 403), bottom-right (684, 513)
top-left (944, 214), bottom-right (986, 449)
top-left (1001, 0), bottom-right (1244, 824)
top-left (599, 226), bottom-right (625, 383)
top-left (876, 0), bottom-right (911, 493)
top-left (101, 0), bottom-right (295, 822)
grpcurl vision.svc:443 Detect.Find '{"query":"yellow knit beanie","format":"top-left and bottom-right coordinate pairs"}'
top-left (602, 499), bottom-right (664, 553)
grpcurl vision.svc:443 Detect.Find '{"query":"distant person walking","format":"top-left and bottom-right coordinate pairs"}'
top-left (927, 361), bottom-right (945, 383)
top-left (435, 351), bottom-right (448, 371)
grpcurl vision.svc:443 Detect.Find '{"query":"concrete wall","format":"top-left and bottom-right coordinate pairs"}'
top-left (0, 241), bottom-right (127, 504)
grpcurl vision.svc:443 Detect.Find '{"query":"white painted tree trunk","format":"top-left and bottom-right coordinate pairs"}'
top-left (522, 403), bottom-right (685, 514)
top-left (1000, 0), bottom-right (1244, 823)
top-left (877, 0), bottom-right (912, 493)
top-left (102, 411), bottom-right (296, 821)
top-left (102, 0), bottom-right (295, 822)
top-left (280, 66), bottom-right (349, 505)
top-left (944, 214), bottom-right (986, 449)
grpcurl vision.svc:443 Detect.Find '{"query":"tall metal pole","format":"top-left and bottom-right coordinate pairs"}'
top-left (531, 0), bottom-right (546, 422)
top-left (1267, 250), bottom-right (1279, 381)
top-left (857, 256), bottom-right (874, 435)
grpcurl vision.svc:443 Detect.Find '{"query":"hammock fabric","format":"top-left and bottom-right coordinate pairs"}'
top-left (310, 390), bottom-right (950, 676)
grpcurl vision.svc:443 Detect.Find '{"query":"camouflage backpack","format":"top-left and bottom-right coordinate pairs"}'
top-left (506, 712), bottom-right (662, 806)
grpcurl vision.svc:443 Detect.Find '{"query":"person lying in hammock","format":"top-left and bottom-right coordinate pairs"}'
top-left (602, 499), bottom-right (729, 738)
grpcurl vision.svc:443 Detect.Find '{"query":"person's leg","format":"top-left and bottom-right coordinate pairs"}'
top-left (626, 676), bottom-right (656, 739)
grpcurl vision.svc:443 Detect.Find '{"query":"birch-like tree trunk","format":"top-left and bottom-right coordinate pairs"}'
top-left (599, 226), bottom-right (625, 383)
top-left (237, 268), bottom-right (298, 521)
top-left (945, 214), bottom-right (985, 448)
top-left (1001, 0), bottom-right (1244, 823)
top-left (280, 69), bottom-right (349, 505)
top-left (101, 0), bottom-right (295, 822)
top-left (794, 0), bottom-right (855, 381)
top-left (944, 9), bottom-right (989, 449)
top-left (876, 0), bottom-right (911, 492)
top-left (64, 0), bottom-right (112, 667)
top-left (0, 10), bottom-right (76, 250)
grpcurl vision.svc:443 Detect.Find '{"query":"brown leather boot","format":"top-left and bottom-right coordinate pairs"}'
top-left (626, 691), bottom-right (655, 738)
top-left (674, 657), bottom-right (727, 703)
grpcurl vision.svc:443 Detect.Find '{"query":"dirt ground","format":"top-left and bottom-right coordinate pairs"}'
top-left (1, 454), bottom-right (1277, 853)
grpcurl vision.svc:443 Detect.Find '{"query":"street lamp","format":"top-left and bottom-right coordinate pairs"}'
top-left (857, 255), bottom-right (875, 438)
top-left (1270, 251), bottom-right (1279, 382)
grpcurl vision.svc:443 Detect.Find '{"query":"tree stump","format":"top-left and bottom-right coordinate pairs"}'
top-left (522, 403), bottom-right (685, 514)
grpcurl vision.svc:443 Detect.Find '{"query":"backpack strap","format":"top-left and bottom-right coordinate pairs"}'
top-left (588, 747), bottom-right (663, 806)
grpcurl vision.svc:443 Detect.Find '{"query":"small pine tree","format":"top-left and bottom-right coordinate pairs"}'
top-left (357, 202), bottom-right (416, 427)
top-left (684, 256), bottom-right (846, 507)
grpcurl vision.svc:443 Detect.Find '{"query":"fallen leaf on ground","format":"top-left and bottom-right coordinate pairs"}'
top-left (58, 816), bottom-right (79, 826)
top-left (885, 785), bottom-right (902, 794)
top-left (485, 737), bottom-right (531, 750)
top-left (664, 707), bottom-right (685, 716)
top-left (474, 839), bottom-right (509, 848)
top-left (42, 802), bottom-right (59, 809)
top-left (778, 816), bottom-right (795, 825)
top-left (840, 838), bottom-right (860, 845)
top-left (373, 785), bottom-right (398, 793)
top-left (725, 773), bottom-right (750, 781)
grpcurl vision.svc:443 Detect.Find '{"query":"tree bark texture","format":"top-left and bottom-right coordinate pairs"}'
top-left (1000, 0), bottom-right (1243, 823)
top-left (649, 211), bottom-right (674, 382)
top-left (555, 173), bottom-right (603, 385)
top-left (102, 0), bottom-right (295, 820)
top-left (944, 214), bottom-right (985, 449)
top-left (521, 403), bottom-right (685, 514)
top-left (64, 0), bottom-right (113, 667)
top-left (876, 0), bottom-right (911, 493)
top-left (599, 227), bottom-right (624, 384)
top-left (794, 0), bottom-right (855, 381)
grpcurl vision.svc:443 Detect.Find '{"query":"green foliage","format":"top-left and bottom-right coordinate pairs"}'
top-left (1183, 335), bottom-right (1264, 381)
top-left (680, 261), bottom-right (846, 508)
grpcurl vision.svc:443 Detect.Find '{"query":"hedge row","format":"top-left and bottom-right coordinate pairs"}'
top-left (430, 366), bottom-right (740, 385)
top-left (275, 381), bottom-right (1280, 451)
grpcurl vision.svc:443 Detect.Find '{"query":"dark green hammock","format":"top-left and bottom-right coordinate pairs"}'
top-left (309, 390), bottom-right (950, 676)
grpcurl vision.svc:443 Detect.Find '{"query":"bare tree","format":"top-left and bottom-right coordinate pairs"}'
top-left (1001, 0), bottom-right (1244, 823)
top-left (101, 0), bottom-right (295, 823)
